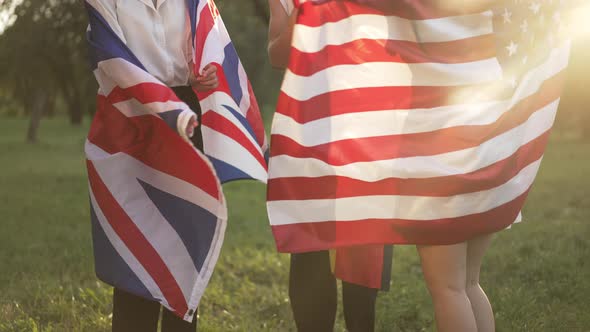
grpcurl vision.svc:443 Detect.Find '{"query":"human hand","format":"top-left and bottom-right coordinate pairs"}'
top-left (190, 63), bottom-right (219, 92)
top-left (185, 115), bottom-right (198, 138)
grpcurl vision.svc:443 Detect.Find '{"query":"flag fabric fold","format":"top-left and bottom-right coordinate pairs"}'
top-left (191, 0), bottom-right (268, 183)
top-left (84, 0), bottom-right (266, 321)
top-left (268, 0), bottom-right (570, 288)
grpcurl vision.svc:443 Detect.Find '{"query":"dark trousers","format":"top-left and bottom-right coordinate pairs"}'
top-left (112, 86), bottom-right (202, 332)
top-left (173, 86), bottom-right (204, 151)
top-left (289, 251), bottom-right (379, 332)
top-left (112, 288), bottom-right (197, 332)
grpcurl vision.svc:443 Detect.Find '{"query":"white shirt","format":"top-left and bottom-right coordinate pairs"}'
top-left (91, 0), bottom-right (197, 142)
top-left (96, 0), bottom-right (192, 87)
top-left (279, 0), bottom-right (295, 14)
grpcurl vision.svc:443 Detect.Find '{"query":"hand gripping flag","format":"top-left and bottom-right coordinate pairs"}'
top-left (267, 0), bottom-right (571, 288)
top-left (191, 0), bottom-right (268, 183)
top-left (84, 0), bottom-right (266, 321)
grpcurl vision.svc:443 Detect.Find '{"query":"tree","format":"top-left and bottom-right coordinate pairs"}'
top-left (0, 1), bottom-right (60, 142)
top-left (0, 0), bottom-right (95, 138)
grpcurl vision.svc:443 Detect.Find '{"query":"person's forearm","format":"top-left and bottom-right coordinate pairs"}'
top-left (268, 9), bottom-right (298, 69)
top-left (268, 32), bottom-right (293, 69)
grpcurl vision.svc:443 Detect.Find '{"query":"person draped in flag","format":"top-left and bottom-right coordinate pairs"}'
top-left (267, 1), bottom-right (570, 332)
top-left (84, 0), bottom-right (267, 331)
top-left (88, 1), bottom-right (217, 331)
top-left (268, 1), bottom-right (394, 331)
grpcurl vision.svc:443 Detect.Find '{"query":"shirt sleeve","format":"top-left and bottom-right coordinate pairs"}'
top-left (177, 109), bottom-right (197, 141)
top-left (184, 17), bottom-right (194, 69)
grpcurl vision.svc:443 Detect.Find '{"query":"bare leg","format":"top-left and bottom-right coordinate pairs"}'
top-left (417, 243), bottom-right (477, 332)
top-left (466, 234), bottom-right (495, 332)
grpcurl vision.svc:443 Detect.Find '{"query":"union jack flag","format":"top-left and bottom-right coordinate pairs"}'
top-left (267, 0), bottom-right (570, 288)
top-left (84, 0), bottom-right (266, 321)
top-left (190, 0), bottom-right (268, 182)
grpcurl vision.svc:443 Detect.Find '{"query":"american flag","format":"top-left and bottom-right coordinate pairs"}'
top-left (84, 0), bottom-right (266, 321)
top-left (267, 0), bottom-right (570, 287)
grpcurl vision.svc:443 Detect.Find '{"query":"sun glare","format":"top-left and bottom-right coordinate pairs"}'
top-left (564, 3), bottom-right (590, 41)
top-left (0, 0), bottom-right (23, 34)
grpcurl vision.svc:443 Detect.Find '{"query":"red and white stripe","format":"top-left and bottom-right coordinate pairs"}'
top-left (267, 1), bottom-right (570, 253)
top-left (85, 0), bottom-right (265, 320)
top-left (86, 99), bottom-right (226, 319)
top-left (88, 52), bottom-right (226, 319)
top-left (192, 1), bottom-right (268, 182)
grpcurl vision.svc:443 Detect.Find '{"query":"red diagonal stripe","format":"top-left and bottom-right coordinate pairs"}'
top-left (245, 81), bottom-right (266, 147)
top-left (201, 110), bottom-right (268, 170)
top-left (193, 3), bottom-right (216, 73)
top-left (107, 82), bottom-right (182, 105)
top-left (87, 161), bottom-right (189, 316)
top-left (88, 99), bottom-right (220, 199)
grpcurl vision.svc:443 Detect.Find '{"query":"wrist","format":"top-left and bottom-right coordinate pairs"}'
top-left (177, 109), bottom-right (197, 141)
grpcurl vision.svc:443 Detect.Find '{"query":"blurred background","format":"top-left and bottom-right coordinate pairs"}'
top-left (0, 1), bottom-right (588, 331)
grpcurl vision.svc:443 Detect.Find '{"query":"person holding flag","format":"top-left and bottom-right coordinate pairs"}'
top-left (84, 0), bottom-right (267, 331)
top-left (268, 1), bottom-right (393, 331)
top-left (267, 0), bottom-right (570, 331)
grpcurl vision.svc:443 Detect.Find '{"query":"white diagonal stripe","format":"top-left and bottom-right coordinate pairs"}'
top-left (200, 91), bottom-right (261, 152)
top-left (113, 99), bottom-right (190, 117)
top-left (97, 58), bottom-right (162, 90)
top-left (201, 126), bottom-right (268, 183)
top-left (89, 187), bottom-right (169, 308)
top-left (91, 153), bottom-right (220, 304)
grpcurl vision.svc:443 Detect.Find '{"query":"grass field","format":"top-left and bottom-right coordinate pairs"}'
top-left (0, 117), bottom-right (588, 332)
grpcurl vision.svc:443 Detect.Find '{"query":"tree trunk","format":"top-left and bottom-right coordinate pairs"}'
top-left (58, 77), bottom-right (84, 126)
top-left (45, 93), bottom-right (57, 118)
top-left (67, 92), bottom-right (83, 126)
top-left (26, 90), bottom-right (48, 144)
top-left (20, 88), bottom-right (35, 117)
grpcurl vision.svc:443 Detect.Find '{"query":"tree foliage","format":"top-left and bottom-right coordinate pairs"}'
top-left (0, 0), bottom-right (95, 128)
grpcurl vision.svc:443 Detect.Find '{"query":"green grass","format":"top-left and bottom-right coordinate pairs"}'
top-left (0, 117), bottom-right (588, 331)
